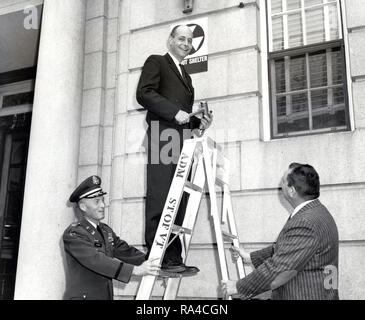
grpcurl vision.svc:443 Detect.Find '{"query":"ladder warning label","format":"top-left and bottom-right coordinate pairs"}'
top-left (155, 198), bottom-right (177, 249)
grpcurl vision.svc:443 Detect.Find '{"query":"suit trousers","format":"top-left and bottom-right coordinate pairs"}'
top-left (145, 122), bottom-right (190, 264)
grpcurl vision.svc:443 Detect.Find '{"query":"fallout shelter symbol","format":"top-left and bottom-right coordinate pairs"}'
top-left (187, 23), bottom-right (205, 55)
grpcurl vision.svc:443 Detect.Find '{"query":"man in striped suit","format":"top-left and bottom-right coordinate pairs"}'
top-left (221, 163), bottom-right (339, 300)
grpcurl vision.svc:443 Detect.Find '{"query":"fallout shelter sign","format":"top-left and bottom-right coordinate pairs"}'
top-left (172, 17), bottom-right (208, 74)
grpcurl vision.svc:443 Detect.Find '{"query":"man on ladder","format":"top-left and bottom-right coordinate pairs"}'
top-left (136, 24), bottom-right (213, 277)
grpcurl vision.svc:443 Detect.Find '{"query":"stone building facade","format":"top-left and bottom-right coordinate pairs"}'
top-left (0, 0), bottom-right (364, 299)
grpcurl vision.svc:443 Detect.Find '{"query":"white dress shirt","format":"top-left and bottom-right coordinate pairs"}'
top-left (290, 199), bottom-right (316, 219)
top-left (168, 51), bottom-right (184, 77)
top-left (85, 217), bottom-right (98, 229)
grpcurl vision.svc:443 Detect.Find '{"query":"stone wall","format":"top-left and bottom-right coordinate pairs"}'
top-left (80, 0), bottom-right (365, 299)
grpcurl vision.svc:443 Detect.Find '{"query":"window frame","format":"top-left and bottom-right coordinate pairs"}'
top-left (259, 0), bottom-right (354, 141)
top-left (0, 80), bottom-right (34, 117)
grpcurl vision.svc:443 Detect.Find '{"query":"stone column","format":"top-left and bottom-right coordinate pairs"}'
top-left (14, 0), bottom-right (86, 299)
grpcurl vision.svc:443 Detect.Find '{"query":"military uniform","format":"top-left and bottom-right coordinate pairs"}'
top-left (63, 176), bottom-right (146, 300)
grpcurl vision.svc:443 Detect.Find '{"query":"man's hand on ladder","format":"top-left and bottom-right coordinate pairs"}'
top-left (219, 246), bottom-right (253, 299)
top-left (220, 279), bottom-right (238, 298)
top-left (132, 258), bottom-right (161, 277)
top-left (192, 110), bottom-right (213, 137)
top-left (229, 245), bottom-right (252, 264)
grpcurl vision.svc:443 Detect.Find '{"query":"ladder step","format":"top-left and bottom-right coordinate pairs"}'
top-left (222, 231), bottom-right (238, 242)
top-left (184, 181), bottom-right (204, 193)
top-left (171, 224), bottom-right (192, 235)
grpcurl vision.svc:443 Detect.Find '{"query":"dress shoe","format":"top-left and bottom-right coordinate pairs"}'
top-left (161, 262), bottom-right (187, 273)
top-left (159, 262), bottom-right (200, 278)
top-left (179, 265), bottom-right (200, 277)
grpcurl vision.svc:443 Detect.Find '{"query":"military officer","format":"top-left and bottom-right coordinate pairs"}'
top-left (63, 175), bottom-right (160, 300)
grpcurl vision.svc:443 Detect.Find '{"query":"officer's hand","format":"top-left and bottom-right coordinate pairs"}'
top-left (175, 110), bottom-right (190, 125)
top-left (229, 245), bottom-right (251, 264)
top-left (133, 258), bottom-right (160, 276)
top-left (199, 111), bottom-right (213, 130)
top-left (220, 280), bottom-right (238, 298)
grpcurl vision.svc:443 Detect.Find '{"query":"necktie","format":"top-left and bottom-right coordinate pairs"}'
top-left (97, 225), bottom-right (104, 241)
top-left (179, 64), bottom-right (191, 93)
top-left (179, 63), bottom-right (185, 79)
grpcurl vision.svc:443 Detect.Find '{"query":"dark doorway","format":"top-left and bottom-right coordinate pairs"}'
top-left (0, 113), bottom-right (31, 299)
top-left (0, 2), bottom-right (41, 300)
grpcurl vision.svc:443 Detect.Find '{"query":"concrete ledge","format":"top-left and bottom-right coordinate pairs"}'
top-left (240, 129), bottom-right (365, 190)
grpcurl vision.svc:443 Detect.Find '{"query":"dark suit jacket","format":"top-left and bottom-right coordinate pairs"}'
top-left (237, 199), bottom-right (339, 300)
top-left (63, 217), bottom-right (146, 300)
top-left (136, 53), bottom-right (199, 132)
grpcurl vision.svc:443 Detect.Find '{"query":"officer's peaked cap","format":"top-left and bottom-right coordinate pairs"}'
top-left (69, 175), bottom-right (107, 203)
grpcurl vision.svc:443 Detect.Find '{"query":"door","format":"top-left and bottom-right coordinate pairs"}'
top-left (0, 113), bottom-right (31, 299)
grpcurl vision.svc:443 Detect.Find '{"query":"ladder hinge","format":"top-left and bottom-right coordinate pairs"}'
top-left (171, 225), bottom-right (192, 235)
top-left (222, 231), bottom-right (238, 242)
top-left (184, 181), bottom-right (204, 193)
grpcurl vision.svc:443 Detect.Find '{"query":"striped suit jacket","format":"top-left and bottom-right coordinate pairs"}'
top-left (236, 199), bottom-right (339, 300)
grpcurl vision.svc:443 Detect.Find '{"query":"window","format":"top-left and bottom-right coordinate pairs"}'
top-left (266, 0), bottom-right (350, 138)
top-left (0, 81), bottom-right (34, 117)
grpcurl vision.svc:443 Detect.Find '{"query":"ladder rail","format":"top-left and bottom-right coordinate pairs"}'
top-left (163, 153), bottom-right (206, 299)
top-left (135, 140), bottom-right (197, 300)
top-left (202, 140), bottom-right (231, 300)
top-left (224, 185), bottom-right (246, 279)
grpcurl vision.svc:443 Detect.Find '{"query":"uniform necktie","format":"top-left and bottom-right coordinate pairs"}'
top-left (97, 225), bottom-right (104, 241)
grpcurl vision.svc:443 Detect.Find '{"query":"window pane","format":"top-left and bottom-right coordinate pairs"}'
top-left (304, 0), bottom-right (323, 7)
top-left (277, 93), bottom-right (309, 133)
top-left (8, 168), bottom-right (24, 192)
top-left (2, 91), bottom-right (34, 108)
top-left (306, 8), bottom-right (325, 44)
top-left (292, 93), bottom-right (308, 113)
top-left (286, 0), bottom-right (301, 11)
top-left (276, 96), bottom-right (287, 116)
top-left (333, 87), bottom-right (345, 105)
top-left (313, 109), bottom-right (346, 129)
top-left (290, 55), bottom-right (307, 91)
top-left (331, 48), bottom-right (343, 85)
top-left (329, 3), bottom-right (340, 40)
top-left (10, 140), bottom-right (27, 165)
top-left (272, 16), bottom-right (284, 50)
top-left (309, 50), bottom-right (327, 88)
top-left (275, 59), bottom-right (286, 93)
top-left (271, 0), bottom-right (282, 14)
top-left (288, 12), bottom-right (303, 48)
top-left (4, 192), bottom-right (24, 225)
top-left (311, 89), bottom-right (328, 109)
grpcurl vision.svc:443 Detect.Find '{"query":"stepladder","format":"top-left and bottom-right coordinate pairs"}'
top-left (136, 136), bottom-right (246, 300)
